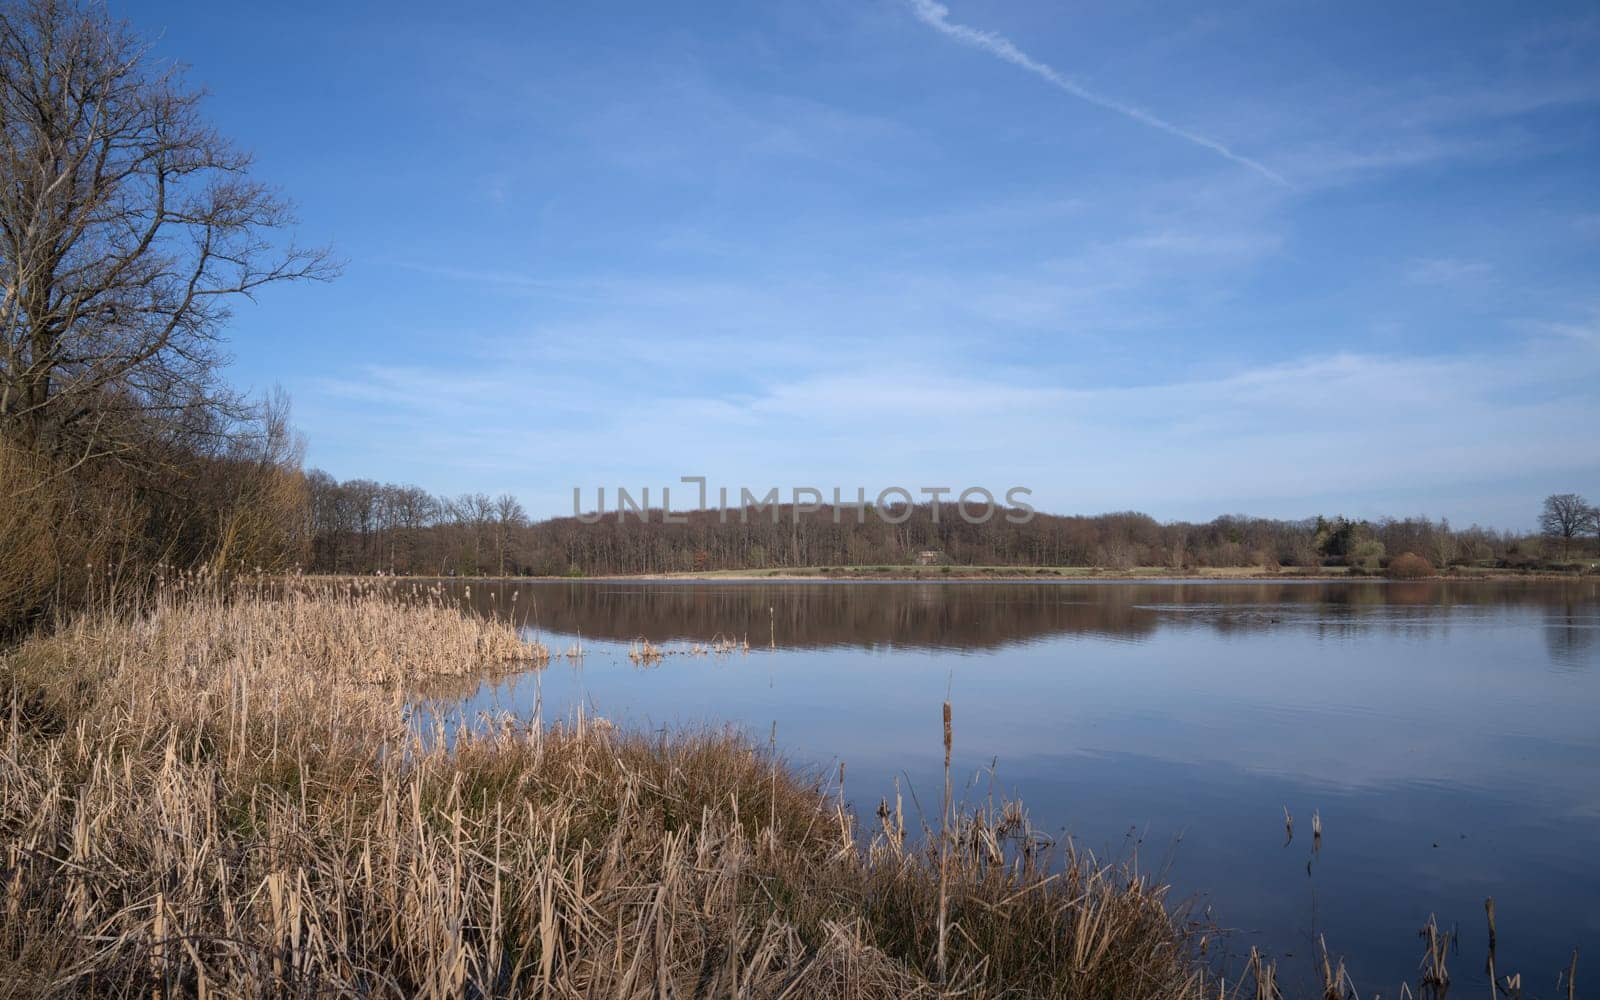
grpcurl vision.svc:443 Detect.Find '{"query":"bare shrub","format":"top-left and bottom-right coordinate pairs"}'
top-left (1387, 552), bottom-right (1437, 579)
top-left (0, 440), bottom-right (143, 632)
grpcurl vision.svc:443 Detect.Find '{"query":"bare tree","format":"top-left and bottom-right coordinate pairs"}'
top-left (1539, 493), bottom-right (1590, 560)
top-left (493, 493), bottom-right (527, 575)
top-left (446, 493), bottom-right (493, 574)
top-left (0, 0), bottom-right (336, 463)
top-left (203, 388), bottom-right (308, 572)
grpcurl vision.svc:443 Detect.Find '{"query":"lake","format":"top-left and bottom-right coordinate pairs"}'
top-left (429, 579), bottom-right (1599, 995)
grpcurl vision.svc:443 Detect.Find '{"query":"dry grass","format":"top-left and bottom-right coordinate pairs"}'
top-left (0, 584), bottom-right (1238, 998)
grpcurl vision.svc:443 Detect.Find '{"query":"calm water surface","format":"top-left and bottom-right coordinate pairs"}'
top-left (428, 580), bottom-right (1599, 994)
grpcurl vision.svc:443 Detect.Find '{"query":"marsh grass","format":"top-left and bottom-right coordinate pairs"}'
top-left (0, 583), bottom-right (1245, 998)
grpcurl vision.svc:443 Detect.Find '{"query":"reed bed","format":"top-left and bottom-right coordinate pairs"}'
top-left (0, 584), bottom-right (1233, 998)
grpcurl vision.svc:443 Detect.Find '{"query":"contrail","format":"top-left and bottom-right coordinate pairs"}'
top-left (905, 0), bottom-right (1291, 187)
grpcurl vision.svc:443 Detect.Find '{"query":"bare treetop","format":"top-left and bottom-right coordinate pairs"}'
top-left (0, 0), bottom-right (337, 462)
top-left (1539, 493), bottom-right (1592, 559)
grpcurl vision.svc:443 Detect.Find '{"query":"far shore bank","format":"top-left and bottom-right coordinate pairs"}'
top-left (304, 565), bottom-right (1596, 584)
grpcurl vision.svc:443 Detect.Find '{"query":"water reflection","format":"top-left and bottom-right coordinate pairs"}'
top-left (1544, 602), bottom-right (1599, 670)
top-left (448, 578), bottom-right (1600, 655)
top-left (425, 580), bottom-right (1600, 994)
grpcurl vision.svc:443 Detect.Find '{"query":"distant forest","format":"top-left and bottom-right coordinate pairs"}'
top-left (304, 473), bottom-right (1589, 577)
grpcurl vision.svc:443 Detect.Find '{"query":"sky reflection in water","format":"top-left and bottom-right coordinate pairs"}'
top-left (429, 580), bottom-right (1599, 994)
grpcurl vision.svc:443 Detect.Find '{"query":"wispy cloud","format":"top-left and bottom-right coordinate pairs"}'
top-left (1405, 257), bottom-right (1493, 285)
top-left (903, 0), bottom-right (1291, 187)
top-left (1528, 308), bottom-right (1600, 348)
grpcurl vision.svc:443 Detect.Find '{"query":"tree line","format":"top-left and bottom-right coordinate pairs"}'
top-left (300, 472), bottom-right (1593, 578)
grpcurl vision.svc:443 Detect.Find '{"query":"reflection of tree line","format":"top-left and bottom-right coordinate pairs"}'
top-left (444, 581), bottom-right (1599, 656)
top-left (462, 582), bottom-right (1162, 651)
top-left (1543, 599), bottom-right (1598, 669)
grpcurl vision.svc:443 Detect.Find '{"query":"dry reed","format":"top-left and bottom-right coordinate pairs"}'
top-left (1, 585), bottom-right (1219, 998)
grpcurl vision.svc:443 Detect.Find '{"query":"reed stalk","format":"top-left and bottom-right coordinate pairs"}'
top-left (936, 700), bottom-right (952, 985)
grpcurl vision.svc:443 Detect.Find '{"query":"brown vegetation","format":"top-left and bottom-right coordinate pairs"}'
top-left (0, 399), bottom-right (311, 635)
top-left (1386, 553), bottom-right (1437, 579)
top-left (0, 441), bottom-right (139, 630)
top-left (0, 585), bottom-right (1237, 998)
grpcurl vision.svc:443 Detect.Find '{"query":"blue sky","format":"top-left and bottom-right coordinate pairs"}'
top-left (120, 0), bottom-right (1600, 528)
